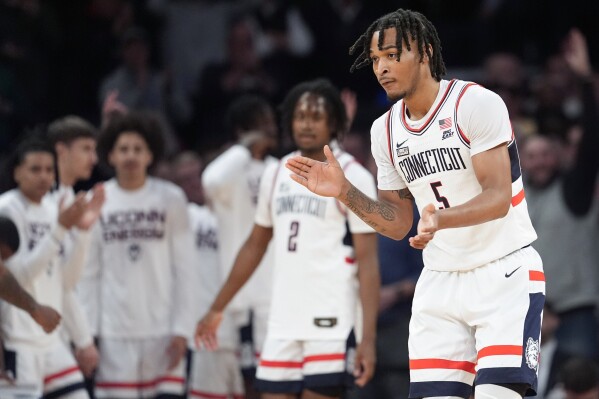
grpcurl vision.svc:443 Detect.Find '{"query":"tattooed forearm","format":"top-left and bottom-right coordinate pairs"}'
top-left (345, 185), bottom-right (396, 228)
top-left (0, 267), bottom-right (36, 314)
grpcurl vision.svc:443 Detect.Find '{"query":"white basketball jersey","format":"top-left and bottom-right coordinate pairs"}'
top-left (202, 145), bottom-right (276, 312)
top-left (255, 149), bottom-right (376, 340)
top-left (0, 190), bottom-right (65, 349)
top-left (187, 203), bottom-right (237, 350)
top-left (86, 177), bottom-right (196, 338)
top-left (372, 79), bottom-right (537, 272)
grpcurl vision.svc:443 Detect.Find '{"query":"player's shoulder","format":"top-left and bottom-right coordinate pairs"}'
top-left (0, 189), bottom-right (20, 214)
top-left (337, 151), bottom-right (373, 179)
top-left (148, 177), bottom-right (187, 201)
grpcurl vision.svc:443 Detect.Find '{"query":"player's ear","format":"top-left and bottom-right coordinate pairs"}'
top-left (422, 44), bottom-right (433, 64)
top-left (55, 142), bottom-right (67, 157)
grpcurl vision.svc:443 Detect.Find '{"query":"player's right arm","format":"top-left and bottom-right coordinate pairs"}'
top-left (286, 145), bottom-right (414, 240)
top-left (194, 224), bottom-right (272, 350)
top-left (0, 261), bottom-right (61, 333)
top-left (201, 145), bottom-right (253, 203)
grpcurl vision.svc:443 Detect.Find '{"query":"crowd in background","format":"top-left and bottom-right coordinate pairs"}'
top-left (0, 0), bottom-right (599, 398)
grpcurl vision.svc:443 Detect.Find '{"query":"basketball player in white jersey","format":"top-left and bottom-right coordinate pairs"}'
top-left (48, 115), bottom-right (105, 380)
top-left (171, 152), bottom-right (245, 399)
top-left (0, 138), bottom-right (98, 398)
top-left (0, 215), bottom-right (61, 384)
top-left (86, 112), bottom-right (195, 399)
top-left (285, 9), bottom-right (543, 399)
top-left (201, 94), bottom-right (278, 394)
top-left (196, 79), bottom-right (380, 399)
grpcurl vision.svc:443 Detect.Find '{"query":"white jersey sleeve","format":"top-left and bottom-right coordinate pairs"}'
top-left (61, 229), bottom-right (92, 290)
top-left (254, 161), bottom-right (280, 228)
top-left (371, 112), bottom-right (406, 191)
top-left (62, 290), bottom-right (93, 349)
top-left (202, 145), bottom-right (252, 204)
top-left (456, 85), bottom-right (513, 155)
top-left (168, 187), bottom-right (197, 339)
top-left (77, 223), bottom-right (102, 336)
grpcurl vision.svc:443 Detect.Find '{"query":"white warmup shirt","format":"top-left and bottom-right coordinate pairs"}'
top-left (188, 203), bottom-right (237, 350)
top-left (202, 145), bottom-right (276, 313)
top-left (0, 190), bottom-right (66, 349)
top-left (81, 177), bottom-right (196, 339)
top-left (255, 149), bottom-right (376, 340)
top-left (372, 79), bottom-right (537, 271)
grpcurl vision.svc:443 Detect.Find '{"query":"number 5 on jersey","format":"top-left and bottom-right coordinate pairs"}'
top-left (430, 181), bottom-right (450, 209)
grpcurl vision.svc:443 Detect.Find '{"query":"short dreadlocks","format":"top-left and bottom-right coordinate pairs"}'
top-left (349, 8), bottom-right (446, 81)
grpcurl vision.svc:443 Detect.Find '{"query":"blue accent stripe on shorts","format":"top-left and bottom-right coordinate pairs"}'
top-left (475, 292), bottom-right (544, 396)
top-left (44, 382), bottom-right (86, 399)
top-left (255, 379), bottom-right (303, 393)
top-left (304, 371), bottom-right (349, 389)
top-left (409, 380), bottom-right (472, 398)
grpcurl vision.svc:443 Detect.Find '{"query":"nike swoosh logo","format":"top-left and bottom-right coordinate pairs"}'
top-left (505, 266), bottom-right (522, 278)
top-left (396, 139), bottom-right (408, 148)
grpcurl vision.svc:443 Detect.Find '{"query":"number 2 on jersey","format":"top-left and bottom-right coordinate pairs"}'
top-left (430, 181), bottom-right (450, 209)
top-left (288, 221), bottom-right (299, 251)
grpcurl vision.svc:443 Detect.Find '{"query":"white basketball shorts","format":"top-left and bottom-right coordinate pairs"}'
top-left (408, 246), bottom-right (545, 398)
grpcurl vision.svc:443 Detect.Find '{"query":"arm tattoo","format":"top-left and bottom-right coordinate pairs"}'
top-left (397, 188), bottom-right (414, 200)
top-left (344, 185), bottom-right (396, 231)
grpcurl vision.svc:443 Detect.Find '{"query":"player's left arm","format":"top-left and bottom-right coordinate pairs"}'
top-left (61, 230), bottom-right (92, 290)
top-left (168, 188), bottom-right (197, 368)
top-left (352, 231), bottom-right (380, 387)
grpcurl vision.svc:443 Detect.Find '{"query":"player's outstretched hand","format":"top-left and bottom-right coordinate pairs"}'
top-left (285, 145), bottom-right (347, 198)
top-left (166, 336), bottom-right (187, 371)
top-left (353, 340), bottom-right (376, 387)
top-left (30, 303), bottom-right (61, 333)
top-left (77, 183), bottom-right (106, 230)
top-left (58, 193), bottom-right (87, 229)
top-left (409, 203), bottom-right (437, 249)
top-left (194, 310), bottom-right (223, 351)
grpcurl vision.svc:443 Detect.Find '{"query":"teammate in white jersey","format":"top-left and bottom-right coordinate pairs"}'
top-left (171, 152), bottom-right (245, 399)
top-left (0, 138), bottom-right (99, 398)
top-left (202, 94), bottom-right (278, 395)
top-left (196, 79), bottom-right (380, 399)
top-left (0, 216), bottom-right (61, 333)
top-left (285, 9), bottom-right (543, 399)
top-left (48, 115), bottom-right (105, 382)
top-left (86, 112), bottom-right (195, 398)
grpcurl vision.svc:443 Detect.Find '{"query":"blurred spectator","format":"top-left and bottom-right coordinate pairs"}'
top-left (170, 151), bottom-right (204, 206)
top-left (99, 26), bottom-right (190, 156)
top-left (157, 0), bottom-right (239, 97)
top-left (250, 0), bottom-right (314, 96)
top-left (530, 302), bottom-right (572, 399)
top-left (547, 357), bottom-right (599, 399)
top-left (251, 0), bottom-right (313, 58)
top-left (299, 0), bottom-right (385, 131)
top-left (192, 14), bottom-right (278, 153)
top-left (483, 52), bottom-right (537, 139)
top-left (520, 29), bottom-right (599, 359)
top-left (0, 0), bottom-right (60, 152)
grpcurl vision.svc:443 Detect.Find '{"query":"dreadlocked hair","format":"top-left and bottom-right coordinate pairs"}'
top-left (349, 8), bottom-right (446, 81)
